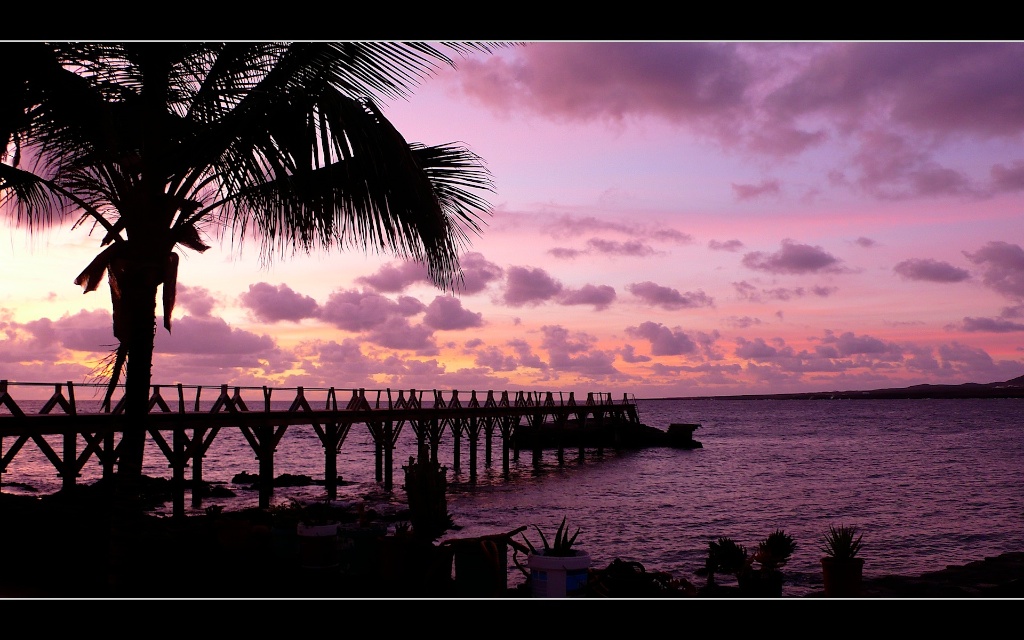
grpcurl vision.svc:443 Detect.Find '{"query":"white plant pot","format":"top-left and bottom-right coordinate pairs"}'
top-left (527, 551), bottom-right (591, 597)
top-left (296, 521), bottom-right (340, 569)
top-left (297, 522), bottom-right (340, 537)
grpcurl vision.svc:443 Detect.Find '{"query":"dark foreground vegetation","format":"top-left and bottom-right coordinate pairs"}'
top-left (0, 476), bottom-right (695, 598)
top-left (2, 473), bottom-right (1023, 599)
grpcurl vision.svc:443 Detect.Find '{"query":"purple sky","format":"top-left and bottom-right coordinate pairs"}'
top-left (3, 42), bottom-right (1024, 399)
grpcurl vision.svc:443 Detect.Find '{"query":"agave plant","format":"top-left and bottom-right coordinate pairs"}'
top-left (821, 524), bottom-right (863, 560)
top-left (520, 516), bottom-right (581, 557)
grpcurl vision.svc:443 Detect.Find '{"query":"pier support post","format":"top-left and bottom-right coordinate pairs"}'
top-left (384, 420), bottom-right (394, 492)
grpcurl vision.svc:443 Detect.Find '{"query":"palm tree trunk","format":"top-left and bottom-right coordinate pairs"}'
top-left (116, 264), bottom-right (159, 482)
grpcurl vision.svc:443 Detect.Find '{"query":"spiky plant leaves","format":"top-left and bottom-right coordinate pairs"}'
top-left (821, 524), bottom-right (863, 559)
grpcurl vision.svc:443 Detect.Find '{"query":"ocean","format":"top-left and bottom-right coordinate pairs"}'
top-left (2, 395), bottom-right (1022, 597)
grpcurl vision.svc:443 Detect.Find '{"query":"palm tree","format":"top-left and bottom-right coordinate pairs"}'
top-left (1, 42), bottom-right (499, 483)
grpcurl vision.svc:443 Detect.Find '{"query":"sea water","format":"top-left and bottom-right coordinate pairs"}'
top-left (2, 395), bottom-right (1022, 597)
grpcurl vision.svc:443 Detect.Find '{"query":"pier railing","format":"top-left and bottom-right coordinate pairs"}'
top-left (0, 380), bottom-right (642, 518)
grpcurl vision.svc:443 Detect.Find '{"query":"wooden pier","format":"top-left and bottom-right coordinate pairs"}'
top-left (0, 380), bottom-right (645, 518)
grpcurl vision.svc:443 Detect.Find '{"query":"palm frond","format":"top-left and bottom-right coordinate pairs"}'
top-left (205, 85), bottom-right (493, 289)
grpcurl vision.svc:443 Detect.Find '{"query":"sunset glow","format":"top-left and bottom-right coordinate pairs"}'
top-left (3, 42), bottom-right (1024, 399)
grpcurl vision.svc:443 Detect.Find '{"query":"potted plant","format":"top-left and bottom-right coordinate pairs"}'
top-left (294, 500), bottom-right (342, 570)
top-left (698, 530), bottom-right (796, 597)
top-left (697, 536), bottom-right (749, 596)
top-left (820, 523), bottom-right (864, 597)
top-left (743, 529), bottom-right (797, 597)
top-left (518, 517), bottom-right (591, 597)
top-left (442, 525), bottom-right (529, 597)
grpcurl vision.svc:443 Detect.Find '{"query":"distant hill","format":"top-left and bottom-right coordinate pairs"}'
top-left (677, 375), bottom-right (1024, 401)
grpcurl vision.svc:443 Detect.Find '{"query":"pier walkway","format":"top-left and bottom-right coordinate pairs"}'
top-left (0, 380), bottom-right (643, 518)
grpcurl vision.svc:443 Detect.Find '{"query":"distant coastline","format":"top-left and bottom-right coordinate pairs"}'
top-left (655, 375), bottom-right (1024, 401)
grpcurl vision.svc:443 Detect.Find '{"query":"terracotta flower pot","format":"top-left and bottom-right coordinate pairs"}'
top-left (738, 568), bottom-right (784, 597)
top-left (821, 556), bottom-right (864, 597)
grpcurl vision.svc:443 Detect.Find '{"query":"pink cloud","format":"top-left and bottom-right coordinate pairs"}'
top-left (694, 330), bottom-right (724, 360)
top-left (373, 355), bottom-right (449, 387)
top-left (990, 161), bottom-right (1024, 192)
top-left (502, 266), bottom-right (563, 306)
top-left (764, 43), bottom-right (1024, 140)
top-left (957, 317), bottom-right (1024, 332)
top-left (455, 252), bottom-right (505, 295)
top-left (742, 239), bottom-right (845, 274)
top-left (458, 42), bottom-right (750, 125)
top-left (356, 261), bottom-right (431, 292)
top-left (920, 340), bottom-right (1022, 382)
top-left (709, 239), bottom-right (744, 252)
top-left (732, 179), bottom-right (781, 200)
top-left (473, 346), bottom-right (519, 371)
top-left (422, 295), bottom-right (483, 330)
top-left (319, 289), bottom-right (425, 331)
top-left (745, 124), bottom-right (827, 156)
top-left (457, 43), bottom-right (1024, 203)
top-left (304, 338), bottom-right (375, 369)
top-left (627, 281), bottom-right (713, 309)
top-left (658, 228), bottom-right (695, 244)
top-left (288, 339), bottom-right (379, 389)
top-left (549, 239), bottom-right (662, 260)
top-left (734, 336), bottom-right (789, 360)
top-left (585, 238), bottom-right (656, 257)
top-left (726, 316), bottom-right (762, 329)
top-left (0, 311), bottom-right (100, 364)
top-left (733, 281), bottom-right (760, 301)
top-left (0, 361), bottom-right (92, 383)
top-left (355, 252), bottom-right (501, 295)
top-left (963, 241), bottom-right (1024, 300)
top-left (625, 322), bottom-right (698, 356)
top-left (539, 325), bottom-right (619, 376)
top-left (618, 344), bottom-right (651, 363)
top-left (850, 130), bottom-right (975, 199)
top-left (32, 309), bottom-right (115, 354)
top-left (938, 341), bottom-right (998, 373)
top-left (904, 344), bottom-right (942, 374)
top-left (548, 247), bottom-right (584, 259)
top-left (508, 338), bottom-right (547, 370)
top-left (463, 43), bottom-right (1024, 162)
top-left (819, 330), bottom-right (899, 358)
top-left (176, 284), bottom-right (218, 317)
top-left (557, 284), bottom-right (616, 311)
top-left (893, 258), bottom-right (971, 283)
top-left (239, 282), bottom-right (320, 322)
top-left (733, 281), bottom-right (836, 302)
top-left (155, 315), bottom-right (277, 355)
top-left (366, 316), bottom-right (437, 353)
top-left (763, 287), bottom-right (806, 301)
top-left (536, 213), bottom-right (692, 244)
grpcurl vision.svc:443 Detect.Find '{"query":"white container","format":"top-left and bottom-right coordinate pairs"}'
top-left (527, 551), bottom-right (591, 597)
top-left (296, 521), bottom-right (340, 569)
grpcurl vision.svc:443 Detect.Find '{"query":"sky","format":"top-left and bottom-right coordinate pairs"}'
top-left (3, 41), bottom-right (1024, 400)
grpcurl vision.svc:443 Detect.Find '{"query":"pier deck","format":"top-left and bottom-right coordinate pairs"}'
top-left (0, 380), bottom-right (647, 518)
